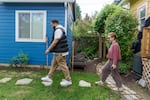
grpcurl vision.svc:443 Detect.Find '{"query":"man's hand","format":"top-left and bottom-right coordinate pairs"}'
top-left (45, 49), bottom-right (50, 55)
top-left (112, 64), bottom-right (117, 69)
top-left (45, 39), bottom-right (59, 55)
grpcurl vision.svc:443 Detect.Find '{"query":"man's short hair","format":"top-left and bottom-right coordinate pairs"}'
top-left (51, 19), bottom-right (59, 24)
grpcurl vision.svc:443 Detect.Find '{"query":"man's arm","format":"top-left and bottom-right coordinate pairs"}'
top-left (45, 39), bottom-right (59, 54)
top-left (45, 28), bottom-right (63, 54)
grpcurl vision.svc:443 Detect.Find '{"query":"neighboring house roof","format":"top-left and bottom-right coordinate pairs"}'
top-left (114, 0), bottom-right (129, 6)
top-left (114, 0), bottom-right (130, 9)
top-left (113, 0), bottom-right (122, 5)
top-left (0, 0), bottom-right (75, 3)
top-left (118, 0), bottom-right (128, 6)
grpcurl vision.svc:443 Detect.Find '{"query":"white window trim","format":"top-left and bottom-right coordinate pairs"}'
top-left (64, 2), bottom-right (68, 35)
top-left (68, 3), bottom-right (74, 31)
top-left (68, 3), bottom-right (74, 21)
top-left (137, 2), bottom-right (147, 31)
top-left (15, 10), bottom-right (46, 42)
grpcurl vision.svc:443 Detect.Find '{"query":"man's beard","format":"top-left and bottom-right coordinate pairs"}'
top-left (53, 26), bottom-right (56, 30)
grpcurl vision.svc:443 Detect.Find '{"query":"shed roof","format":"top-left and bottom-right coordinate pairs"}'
top-left (0, 0), bottom-right (75, 3)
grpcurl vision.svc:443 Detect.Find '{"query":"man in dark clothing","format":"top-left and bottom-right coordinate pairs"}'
top-left (41, 20), bottom-right (72, 87)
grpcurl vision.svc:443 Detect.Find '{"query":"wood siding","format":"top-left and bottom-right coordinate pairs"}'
top-left (130, 0), bottom-right (149, 18)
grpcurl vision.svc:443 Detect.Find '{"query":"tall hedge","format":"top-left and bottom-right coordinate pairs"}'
top-left (94, 5), bottom-right (118, 33)
top-left (105, 8), bottom-right (138, 62)
top-left (93, 5), bottom-right (138, 73)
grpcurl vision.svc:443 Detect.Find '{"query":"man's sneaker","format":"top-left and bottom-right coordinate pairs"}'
top-left (95, 80), bottom-right (104, 85)
top-left (60, 79), bottom-right (72, 87)
top-left (41, 76), bottom-right (53, 82)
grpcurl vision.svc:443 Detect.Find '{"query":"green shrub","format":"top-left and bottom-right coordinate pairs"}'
top-left (105, 8), bottom-right (138, 62)
top-left (94, 4), bottom-right (138, 73)
top-left (85, 46), bottom-right (97, 58)
top-left (77, 45), bottom-right (83, 53)
top-left (119, 61), bottom-right (130, 74)
top-left (10, 52), bottom-right (29, 67)
top-left (76, 36), bottom-right (99, 59)
top-left (94, 4), bottom-right (118, 33)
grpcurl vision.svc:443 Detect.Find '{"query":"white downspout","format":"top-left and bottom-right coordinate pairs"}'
top-left (64, 2), bottom-right (68, 35)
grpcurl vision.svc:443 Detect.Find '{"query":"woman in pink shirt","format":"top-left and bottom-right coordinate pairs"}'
top-left (95, 32), bottom-right (123, 92)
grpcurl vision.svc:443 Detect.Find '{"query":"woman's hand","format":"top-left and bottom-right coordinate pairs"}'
top-left (112, 64), bottom-right (117, 69)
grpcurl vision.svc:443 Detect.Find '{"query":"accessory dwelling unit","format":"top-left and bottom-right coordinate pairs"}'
top-left (0, 0), bottom-right (76, 66)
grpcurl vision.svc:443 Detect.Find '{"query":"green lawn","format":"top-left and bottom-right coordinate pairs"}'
top-left (0, 69), bottom-right (121, 100)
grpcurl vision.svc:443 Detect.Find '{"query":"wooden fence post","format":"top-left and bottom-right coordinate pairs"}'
top-left (72, 41), bottom-right (75, 72)
top-left (99, 33), bottom-right (102, 58)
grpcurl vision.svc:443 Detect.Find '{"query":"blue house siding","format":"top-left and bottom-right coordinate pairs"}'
top-left (66, 4), bottom-right (73, 64)
top-left (66, 27), bottom-right (73, 64)
top-left (0, 3), bottom-right (69, 65)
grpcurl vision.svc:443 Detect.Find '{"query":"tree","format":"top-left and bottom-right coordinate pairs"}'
top-left (73, 14), bottom-right (93, 37)
top-left (105, 8), bottom-right (138, 62)
top-left (76, 3), bottom-right (81, 20)
top-left (93, 5), bottom-right (118, 33)
top-left (73, 13), bottom-right (99, 59)
top-left (93, 4), bottom-right (138, 73)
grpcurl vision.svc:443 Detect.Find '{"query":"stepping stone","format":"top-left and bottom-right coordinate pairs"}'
top-left (41, 81), bottom-right (53, 86)
top-left (138, 78), bottom-right (146, 87)
top-left (79, 80), bottom-right (91, 87)
top-left (123, 95), bottom-right (138, 100)
top-left (0, 78), bottom-right (12, 83)
top-left (106, 76), bottom-right (116, 84)
top-left (128, 89), bottom-right (136, 94)
top-left (15, 78), bottom-right (33, 85)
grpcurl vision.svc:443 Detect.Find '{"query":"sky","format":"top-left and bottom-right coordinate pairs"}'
top-left (76, 0), bottom-right (115, 18)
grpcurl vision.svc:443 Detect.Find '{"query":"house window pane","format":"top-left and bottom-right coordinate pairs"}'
top-left (31, 13), bottom-right (44, 39)
top-left (138, 5), bottom-right (146, 31)
top-left (140, 18), bottom-right (145, 28)
top-left (140, 7), bottom-right (146, 18)
top-left (16, 11), bottom-right (46, 42)
top-left (18, 13), bottom-right (30, 38)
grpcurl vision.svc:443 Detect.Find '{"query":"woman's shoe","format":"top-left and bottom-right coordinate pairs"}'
top-left (95, 80), bottom-right (104, 85)
top-left (117, 87), bottom-right (124, 92)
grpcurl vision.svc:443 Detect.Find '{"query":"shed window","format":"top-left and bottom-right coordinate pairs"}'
top-left (16, 11), bottom-right (46, 42)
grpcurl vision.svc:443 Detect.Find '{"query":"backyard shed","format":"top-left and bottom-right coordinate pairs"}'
top-left (0, 0), bottom-right (76, 65)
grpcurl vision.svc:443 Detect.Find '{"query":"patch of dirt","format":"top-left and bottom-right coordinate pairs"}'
top-left (0, 65), bottom-right (46, 72)
top-left (84, 58), bottom-right (102, 73)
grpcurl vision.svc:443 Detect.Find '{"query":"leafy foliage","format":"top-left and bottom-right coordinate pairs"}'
top-left (76, 36), bottom-right (99, 59)
top-left (94, 4), bottom-right (138, 73)
top-left (93, 5), bottom-right (118, 33)
top-left (119, 61), bottom-right (130, 74)
top-left (73, 14), bottom-right (93, 38)
top-left (73, 13), bottom-right (99, 59)
top-left (76, 3), bottom-right (82, 19)
top-left (10, 51), bottom-right (29, 67)
top-left (105, 8), bottom-right (138, 62)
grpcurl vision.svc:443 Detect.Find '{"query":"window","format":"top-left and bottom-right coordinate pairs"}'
top-left (16, 11), bottom-right (46, 42)
top-left (138, 4), bottom-right (146, 31)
